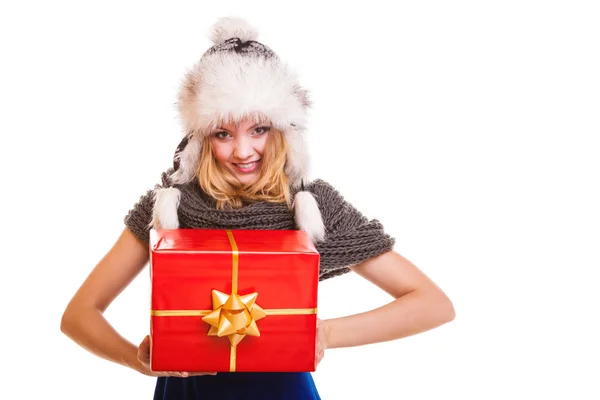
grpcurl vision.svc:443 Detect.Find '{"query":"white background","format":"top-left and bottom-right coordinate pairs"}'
top-left (1, 1), bottom-right (599, 399)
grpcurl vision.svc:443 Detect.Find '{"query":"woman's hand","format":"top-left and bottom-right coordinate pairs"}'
top-left (315, 318), bottom-right (328, 368)
top-left (137, 335), bottom-right (217, 378)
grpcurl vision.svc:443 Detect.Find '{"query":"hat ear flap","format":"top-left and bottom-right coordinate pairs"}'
top-left (150, 133), bottom-right (199, 230)
top-left (172, 134), bottom-right (191, 172)
top-left (171, 133), bottom-right (202, 185)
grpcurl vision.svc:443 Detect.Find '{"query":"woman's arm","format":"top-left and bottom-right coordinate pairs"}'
top-left (323, 250), bottom-right (455, 349)
top-left (60, 227), bottom-right (151, 375)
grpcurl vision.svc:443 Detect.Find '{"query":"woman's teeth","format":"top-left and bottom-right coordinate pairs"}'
top-left (234, 160), bottom-right (261, 172)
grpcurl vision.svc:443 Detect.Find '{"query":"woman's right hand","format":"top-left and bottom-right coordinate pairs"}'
top-left (137, 335), bottom-right (217, 378)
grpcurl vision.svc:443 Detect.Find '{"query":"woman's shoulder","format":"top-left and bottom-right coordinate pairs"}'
top-left (304, 178), bottom-right (351, 209)
top-left (305, 178), bottom-right (341, 198)
top-left (302, 178), bottom-right (364, 230)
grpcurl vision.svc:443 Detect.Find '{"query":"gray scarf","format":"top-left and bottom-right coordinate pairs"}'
top-left (125, 170), bottom-right (395, 281)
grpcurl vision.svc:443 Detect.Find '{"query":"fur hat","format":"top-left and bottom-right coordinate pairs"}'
top-left (152, 17), bottom-right (325, 242)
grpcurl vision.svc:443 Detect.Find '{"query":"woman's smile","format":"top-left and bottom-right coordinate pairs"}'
top-left (232, 159), bottom-right (262, 173)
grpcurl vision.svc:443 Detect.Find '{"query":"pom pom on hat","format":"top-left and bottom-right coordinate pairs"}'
top-left (209, 17), bottom-right (259, 45)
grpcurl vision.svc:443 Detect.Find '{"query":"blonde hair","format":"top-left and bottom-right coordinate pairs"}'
top-left (197, 128), bottom-right (291, 209)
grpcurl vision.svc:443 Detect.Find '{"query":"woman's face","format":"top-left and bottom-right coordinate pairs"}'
top-left (210, 118), bottom-right (271, 185)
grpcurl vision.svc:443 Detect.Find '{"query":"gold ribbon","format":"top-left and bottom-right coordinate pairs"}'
top-left (151, 229), bottom-right (317, 372)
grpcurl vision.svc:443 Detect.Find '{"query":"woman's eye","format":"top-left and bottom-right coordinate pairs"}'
top-left (254, 126), bottom-right (271, 135)
top-left (214, 131), bottom-right (230, 139)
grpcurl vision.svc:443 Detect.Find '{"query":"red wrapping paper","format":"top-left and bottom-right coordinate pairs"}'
top-left (149, 228), bottom-right (320, 372)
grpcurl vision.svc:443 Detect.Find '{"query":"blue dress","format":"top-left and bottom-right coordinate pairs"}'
top-left (153, 372), bottom-right (321, 399)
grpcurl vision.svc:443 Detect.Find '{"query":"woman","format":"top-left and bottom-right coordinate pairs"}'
top-left (60, 17), bottom-right (455, 399)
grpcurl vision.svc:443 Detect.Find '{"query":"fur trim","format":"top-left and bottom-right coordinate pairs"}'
top-left (151, 187), bottom-right (181, 229)
top-left (178, 53), bottom-right (308, 135)
top-left (210, 17), bottom-right (259, 45)
top-left (293, 191), bottom-right (325, 242)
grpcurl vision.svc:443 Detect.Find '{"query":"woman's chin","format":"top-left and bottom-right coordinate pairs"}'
top-left (235, 172), bottom-right (259, 186)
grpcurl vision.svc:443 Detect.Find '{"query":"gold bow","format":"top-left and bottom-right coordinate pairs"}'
top-left (202, 289), bottom-right (266, 346)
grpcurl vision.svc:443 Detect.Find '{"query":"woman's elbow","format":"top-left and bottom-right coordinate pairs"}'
top-left (434, 291), bottom-right (456, 324)
top-left (60, 301), bottom-right (88, 337)
top-left (60, 305), bottom-right (78, 336)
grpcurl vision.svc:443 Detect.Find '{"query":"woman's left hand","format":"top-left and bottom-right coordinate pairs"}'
top-left (315, 318), bottom-right (328, 367)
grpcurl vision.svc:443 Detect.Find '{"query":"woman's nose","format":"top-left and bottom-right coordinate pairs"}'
top-left (233, 137), bottom-right (253, 159)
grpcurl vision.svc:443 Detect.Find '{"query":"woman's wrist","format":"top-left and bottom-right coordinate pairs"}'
top-left (123, 344), bottom-right (149, 375)
top-left (322, 319), bottom-right (333, 350)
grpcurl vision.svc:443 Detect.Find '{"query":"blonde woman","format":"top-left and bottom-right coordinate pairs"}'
top-left (61, 17), bottom-right (455, 399)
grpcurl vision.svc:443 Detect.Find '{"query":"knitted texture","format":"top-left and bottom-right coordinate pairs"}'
top-left (124, 170), bottom-right (395, 281)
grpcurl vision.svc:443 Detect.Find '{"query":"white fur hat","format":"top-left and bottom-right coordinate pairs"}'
top-left (152, 17), bottom-right (325, 242)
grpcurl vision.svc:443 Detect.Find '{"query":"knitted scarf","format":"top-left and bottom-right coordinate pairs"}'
top-left (124, 170), bottom-right (395, 281)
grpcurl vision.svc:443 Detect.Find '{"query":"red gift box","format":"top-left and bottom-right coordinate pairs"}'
top-left (149, 228), bottom-right (320, 372)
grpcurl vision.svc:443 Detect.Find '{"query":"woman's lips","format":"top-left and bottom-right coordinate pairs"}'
top-left (233, 160), bottom-right (261, 173)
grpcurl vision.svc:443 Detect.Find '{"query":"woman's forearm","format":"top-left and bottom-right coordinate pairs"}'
top-left (60, 306), bottom-right (145, 374)
top-left (324, 289), bottom-right (455, 349)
